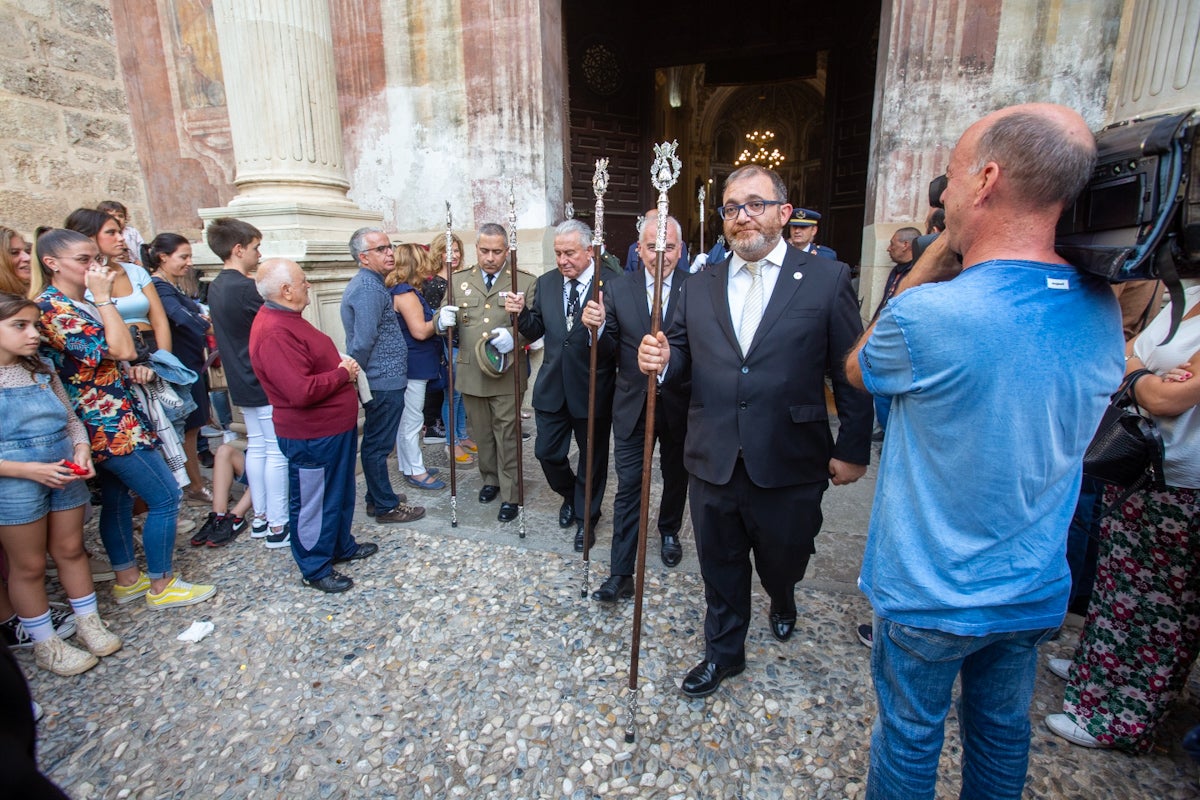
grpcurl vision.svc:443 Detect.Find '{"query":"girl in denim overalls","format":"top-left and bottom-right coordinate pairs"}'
top-left (0, 291), bottom-right (121, 676)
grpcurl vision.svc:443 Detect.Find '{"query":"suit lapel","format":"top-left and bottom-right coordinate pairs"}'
top-left (663, 271), bottom-right (686, 328)
top-left (707, 260), bottom-right (740, 355)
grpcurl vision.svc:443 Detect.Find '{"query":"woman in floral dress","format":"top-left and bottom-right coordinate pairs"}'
top-left (1046, 284), bottom-right (1200, 751)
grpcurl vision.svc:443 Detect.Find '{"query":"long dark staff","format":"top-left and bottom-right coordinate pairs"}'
top-left (581, 158), bottom-right (610, 599)
top-left (698, 185), bottom-right (706, 257)
top-left (507, 185), bottom-right (527, 538)
top-left (443, 202), bottom-right (458, 527)
top-left (626, 141), bottom-right (680, 743)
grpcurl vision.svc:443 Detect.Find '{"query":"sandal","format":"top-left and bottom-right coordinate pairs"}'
top-left (184, 485), bottom-right (214, 505)
top-left (405, 473), bottom-right (447, 490)
top-left (445, 446), bottom-right (475, 465)
top-left (459, 438), bottom-right (478, 454)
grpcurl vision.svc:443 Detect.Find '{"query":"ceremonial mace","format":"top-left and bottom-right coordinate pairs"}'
top-left (507, 185), bottom-right (527, 538)
top-left (626, 141), bottom-right (681, 743)
top-left (580, 158), bottom-right (610, 599)
top-left (698, 185), bottom-right (706, 257)
top-left (443, 203), bottom-right (459, 527)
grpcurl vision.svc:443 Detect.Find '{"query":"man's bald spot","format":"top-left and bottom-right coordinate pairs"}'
top-left (257, 257), bottom-right (302, 301)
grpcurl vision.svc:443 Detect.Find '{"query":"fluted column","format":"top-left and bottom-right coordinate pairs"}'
top-left (199, 0), bottom-right (381, 285)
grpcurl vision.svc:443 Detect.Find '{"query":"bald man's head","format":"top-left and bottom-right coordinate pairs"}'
top-left (256, 257), bottom-right (310, 310)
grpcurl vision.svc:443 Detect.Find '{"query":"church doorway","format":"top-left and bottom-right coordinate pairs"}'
top-left (562, 0), bottom-right (882, 268)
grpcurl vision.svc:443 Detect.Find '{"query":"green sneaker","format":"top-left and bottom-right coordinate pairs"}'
top-left (145, 577), bottom-right (216, 610)
top-left (112, 572), bottom-right (151, 605)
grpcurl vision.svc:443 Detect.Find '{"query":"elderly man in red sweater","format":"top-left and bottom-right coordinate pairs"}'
top-left (250, 258), bottom-right (378, 593)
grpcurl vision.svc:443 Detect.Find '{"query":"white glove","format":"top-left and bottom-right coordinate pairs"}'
top-left (435, 305), bottom-right (459, 332)
top-left (489, 327), bottom-right (514, 354)
top-left (689, 253), bottom-right (708, 272)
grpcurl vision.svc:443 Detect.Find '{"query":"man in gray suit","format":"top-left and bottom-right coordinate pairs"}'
top-left (638, 165), bottom-right (873, 697)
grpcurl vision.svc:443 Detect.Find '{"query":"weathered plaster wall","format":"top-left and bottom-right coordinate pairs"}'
top-left (0, 0), bottom-right (150, 237)
top-left (860, 0), bottom-right (1124, 311)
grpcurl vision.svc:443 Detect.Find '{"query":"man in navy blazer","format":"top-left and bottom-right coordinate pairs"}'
top-left (509, 220), bottom-right (621, 549)
top-left (581, 210), bottom-right (690, 602)
top-left (638, 165), bottom-right (873, 697)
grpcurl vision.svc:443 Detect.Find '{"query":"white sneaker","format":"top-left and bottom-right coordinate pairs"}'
top-left (1047, 657), bottom-right (1071, 681)
top-left (250, 516), bottom-right (270, 539)
top-left (1045, 713), bottom-right (1106, 748)
top-left (34, 635), bottom-right (98, 676)
top-left (199, 425), bottom-right (223, 438)
top-left (74, 613), bottom-right (122, 657)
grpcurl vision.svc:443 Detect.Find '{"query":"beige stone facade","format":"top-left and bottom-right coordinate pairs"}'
top-left (0, 0), bottom-right (149, 237)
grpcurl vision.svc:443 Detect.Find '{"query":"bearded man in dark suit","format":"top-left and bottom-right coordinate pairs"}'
top-left (637, 165), bottom-right (873, 697)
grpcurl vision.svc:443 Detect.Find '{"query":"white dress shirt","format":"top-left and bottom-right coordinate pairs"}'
top-left (727, 238), bottom-right (788, 327)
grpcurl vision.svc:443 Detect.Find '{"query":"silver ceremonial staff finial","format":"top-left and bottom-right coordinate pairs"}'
top-left (507, 183), bottom-right (518, 252)
top-left (564, 202), bottom-right (575, 220)
top-left (698, 184), bottom-right (706, 255)
top-left (652, 140), bottom-right (682, 253)
top-left (592, 157), bottom-right (609, 247)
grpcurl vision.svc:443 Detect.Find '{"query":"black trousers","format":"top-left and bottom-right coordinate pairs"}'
top-left (609, 405), bottom-right (687, 575)
top-left (690, 460), bottom-right (826, 665)
top-left (534, 406), bottom-right (610, 525)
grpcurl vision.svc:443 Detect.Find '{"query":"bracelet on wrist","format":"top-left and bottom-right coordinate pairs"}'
top-left (94, 300), bottom-right (114, 308)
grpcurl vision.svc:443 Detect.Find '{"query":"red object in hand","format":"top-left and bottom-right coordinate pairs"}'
top-left (63, 461), bottom-right (89, 476)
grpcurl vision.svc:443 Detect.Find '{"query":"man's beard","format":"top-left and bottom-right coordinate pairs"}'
top-left (729, 229), bottom-right (777, 261)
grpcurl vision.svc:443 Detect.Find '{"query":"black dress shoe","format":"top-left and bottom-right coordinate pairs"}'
top-left (334, 542), bottom-right (378, 563)
top-left (681, 659), bottom-right (746, 698)
top-left (479, 484), bottom-right (500, 503)
top-left (660, 534), bottom-right (683, 567)
top-left (558, 500), bottom-right (574, 528)
top-left (769, 595), bottom-right (798, 642)
top-left (303, 570), bottom-right (354, 593)
top-left (574, 522), bottom-right (596, 552)
top-left (497, 502), bottom-right (518, 522)
top-left (592, 574), bottom-right (634, 602)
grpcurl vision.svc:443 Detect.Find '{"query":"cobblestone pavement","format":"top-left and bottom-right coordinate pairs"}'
top-left (22, 437), bottom-right (1200, 799)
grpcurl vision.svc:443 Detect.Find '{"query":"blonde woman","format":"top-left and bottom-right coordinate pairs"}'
top-left (385, 244), bottom-right (446, 490)
top-left (427, 234), bottom-right (476, 463)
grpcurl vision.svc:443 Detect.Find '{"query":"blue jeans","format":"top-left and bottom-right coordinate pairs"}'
top-left (867, 616), bottom-right (1056, 800)
top-left (1066, 475), bottom-right (1102, 611)
top-left (361, 387), bottom-right (405, 513)
top-left (96, 449), bottom-right (182, 579)
top-left (442, 349), bottom-right (469, 443)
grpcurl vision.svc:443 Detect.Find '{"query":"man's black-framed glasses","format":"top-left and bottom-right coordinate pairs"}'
top-left (365, 244), bottom-right (395, 255)
top-left (717, 200), bottom-right (784, 220)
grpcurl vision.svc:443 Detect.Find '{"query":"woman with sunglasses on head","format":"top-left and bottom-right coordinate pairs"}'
top-left (32, 229), bottom-right (215, 610)
top-left (63, 208), bottom-right (171, 358)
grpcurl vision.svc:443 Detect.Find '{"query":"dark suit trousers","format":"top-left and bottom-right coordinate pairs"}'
top-left (609, 405), bottom-right (687, 575)
top-left (690, 460), bottom-right (826, 665)
top-left (534, 406), bottom-right (610, 524)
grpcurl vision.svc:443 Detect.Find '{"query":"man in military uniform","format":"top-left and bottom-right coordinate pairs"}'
top-left (786, 207), bottom-right (838, 260)
top-left (436, 223), bottom-right (537, 522)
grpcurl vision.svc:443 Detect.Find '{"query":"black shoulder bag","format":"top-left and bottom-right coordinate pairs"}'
top-left (1082, 368), bottom-right (1164, 518)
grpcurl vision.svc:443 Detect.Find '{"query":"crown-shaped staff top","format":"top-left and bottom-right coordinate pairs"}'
top-left (698, 185), bottom-right (706, 206)
top-left (507, 183), bottom-right (517, 251)
top-left (592, 158), bottom-right (610, 246)
top-left (651, 141), bottom-right (681, 252)
top-left (444, 201), bottom-right (454, 263)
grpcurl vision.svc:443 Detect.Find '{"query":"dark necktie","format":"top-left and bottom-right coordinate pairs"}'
top-left (565, 279), bottom-right (580, 331)
top-left (484, 273), bottom-right (494, 291)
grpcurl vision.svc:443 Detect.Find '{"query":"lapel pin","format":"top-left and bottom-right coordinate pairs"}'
top-left (793, 271), bottom-right (803, 280)
top-left (460, 281), bottom-right (470, 291)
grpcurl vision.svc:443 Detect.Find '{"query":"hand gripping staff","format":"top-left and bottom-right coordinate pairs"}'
top-left (444, 202), bottom-right (458, 527)
top-left (626, 141), bottom-right (681, 743)
top-left (580, 158), bottom-right (610, 599)
top-left (507, 185), bottom-right (527, 538)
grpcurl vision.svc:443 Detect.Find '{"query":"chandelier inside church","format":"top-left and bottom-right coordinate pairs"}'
top-left (735, 130), bottom-right (785, 169)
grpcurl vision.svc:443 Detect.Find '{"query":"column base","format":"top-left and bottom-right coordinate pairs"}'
top-left (193, 201), bottom-right (384, 266)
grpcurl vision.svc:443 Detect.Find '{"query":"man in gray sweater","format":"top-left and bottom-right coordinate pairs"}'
top-left (341, 228), bottom-right (424, 523)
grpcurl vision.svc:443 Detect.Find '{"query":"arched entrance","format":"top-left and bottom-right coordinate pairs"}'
top-left (563, 0), bottom-right (882, 267)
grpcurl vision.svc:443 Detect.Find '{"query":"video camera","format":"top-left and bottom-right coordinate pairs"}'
top-left (920, 111), bottom-right (1200, 336)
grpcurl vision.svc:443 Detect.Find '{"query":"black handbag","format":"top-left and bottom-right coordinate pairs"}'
top-left (1083, 368), bottom-right (1164, 517)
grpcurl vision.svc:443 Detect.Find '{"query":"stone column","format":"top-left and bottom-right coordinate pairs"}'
top-left (198, 0), bottom-right (381, 270)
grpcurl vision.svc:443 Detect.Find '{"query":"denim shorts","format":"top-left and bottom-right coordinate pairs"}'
top-left (0, 437), bottom-right (89, 525)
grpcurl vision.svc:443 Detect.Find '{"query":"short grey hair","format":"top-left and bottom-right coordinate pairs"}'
top-left (971, 111), bottom-right (1097, 208)
top-left (256, 258), bottom-right (295, 301)
top-left (554, 219), bottom-right (592, 250)
top-left (349, 227), bottom-right (386, 264)
top-left (477, 223), bottom-right (507, 240)
top-left (639, 212), bottom-right (682, 243)
top-left (893, 227), bottom-right (921, 245)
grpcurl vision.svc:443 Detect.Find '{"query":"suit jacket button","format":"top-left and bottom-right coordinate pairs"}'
top-left (741, 366), bottom-right (749, 374)
top-left (738, 401), bottom-right (747, 409)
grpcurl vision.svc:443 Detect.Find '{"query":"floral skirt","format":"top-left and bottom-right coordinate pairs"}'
top-left (1062, 484), bottom-right (1200, 752)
